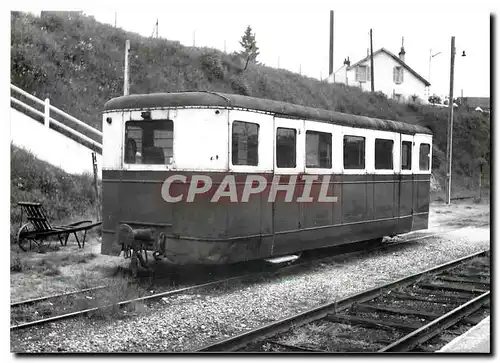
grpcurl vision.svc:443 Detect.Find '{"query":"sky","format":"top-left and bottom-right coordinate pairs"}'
top-left (77, 1), bottom-right (493, 99)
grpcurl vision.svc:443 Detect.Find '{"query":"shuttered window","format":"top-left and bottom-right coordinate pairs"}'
top-left (393, 66), bottom-right (404, 84)
top-left (355, 65), bottom-right (370, 82)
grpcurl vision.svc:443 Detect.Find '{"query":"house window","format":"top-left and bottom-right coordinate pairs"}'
top-left (375, 138), bottom-right (394, 170)
top-left (125, 120), bottom-right (174, 165)
top-left (276, 128), bottom-right (296, 168)
top-left (393, 66), bottom-right (404, 84)
top-left (401, 141), bottom-right (412, 170)
top-left (344, 135), bottom-right (365, 169)
top-left (355, 65), bottom-right (371, 83)
top-left (306, 131), bottom-right (332, 168)
top-left (232, 121), bottom-right (259, 166)
top-left (419, 143), bottom-right (431, 171)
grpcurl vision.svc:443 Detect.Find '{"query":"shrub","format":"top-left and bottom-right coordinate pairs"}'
top-left (199, 52), bottom-right (225, 81)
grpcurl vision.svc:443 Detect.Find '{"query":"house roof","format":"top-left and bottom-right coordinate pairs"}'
top-left (104, 92), bottom-right (432, 135)
top-left (347, 48), bottom-right (431, 87)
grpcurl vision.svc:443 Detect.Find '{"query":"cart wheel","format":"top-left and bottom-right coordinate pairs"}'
top-left (17, 223), bottom-right (32, 252)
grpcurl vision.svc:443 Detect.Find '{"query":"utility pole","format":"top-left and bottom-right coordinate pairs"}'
top-left (156, 18), bottom-right (158, 38)
top-left (370, 29), bottom-right (375, 92)
top-left (114, 12), bottom-right (117, 27)
top-left (445, 36), bottom-right (456, 205)
top-left (329, 10), bottom-right (334, 76)
top-left (299, 64), bottom-right (302, 75)
top-left (124, 39), bottom-right (130, 96)
top-left (193, 31), bottom-right (196, 47)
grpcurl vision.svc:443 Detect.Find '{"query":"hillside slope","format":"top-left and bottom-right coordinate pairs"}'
top-left (10, 11), bottom-right (490, 191)
top-left (10, 144), bottom-right (99, 240)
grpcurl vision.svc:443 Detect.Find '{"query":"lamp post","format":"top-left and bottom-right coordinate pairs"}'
top-left (445, 37), bottom-right (466, 205)
top-left (445, 37), bottom-right (455, 205)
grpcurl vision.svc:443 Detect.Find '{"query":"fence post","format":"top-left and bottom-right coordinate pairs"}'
top-left (92, 152), bottom-right (100, 222)
top-left (44, 98), bottom-right (50, 127)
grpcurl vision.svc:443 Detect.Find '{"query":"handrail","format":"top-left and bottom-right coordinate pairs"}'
top-left (10, 84), bottom-right (45, 107)
top-left (49, 104), bottom-right (102, 138)
top-left (10, 84), bottom-right (103, 151)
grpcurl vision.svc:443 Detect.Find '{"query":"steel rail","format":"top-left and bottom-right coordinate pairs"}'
top-left (11, 284), bottom-right (110, 307)
top-left (196, 249), bottom-right (489, 352)
top-left (10, 224), bottom-right (489, 331)
top-left (9, 237), bottom-right (415, 330)
top-left (378, 291), bottom-right (490, 352)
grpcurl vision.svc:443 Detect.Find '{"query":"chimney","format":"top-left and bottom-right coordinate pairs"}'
top-left (399, 37), bottom-right (406, 62)
top-left (344, 57), bottom-right (351, 67)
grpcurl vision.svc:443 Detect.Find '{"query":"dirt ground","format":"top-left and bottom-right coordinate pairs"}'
top-left (10, 199), bottom-right (490, 303)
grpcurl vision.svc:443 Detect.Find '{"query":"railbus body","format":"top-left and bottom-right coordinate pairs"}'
top-left (101, 92), bottom-right (433, 265)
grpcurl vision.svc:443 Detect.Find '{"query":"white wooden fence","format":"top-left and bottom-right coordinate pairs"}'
top-left (10, 84), bottom-right (103, 175)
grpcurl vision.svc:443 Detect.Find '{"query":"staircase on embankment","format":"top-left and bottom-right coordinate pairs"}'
top-left (10, 84), bottom-right (103, 175)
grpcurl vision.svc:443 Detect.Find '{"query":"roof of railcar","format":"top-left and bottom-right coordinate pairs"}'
top-left (104, 92), bottom-right (433, 135)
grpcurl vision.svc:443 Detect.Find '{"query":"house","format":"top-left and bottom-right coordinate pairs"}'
top-left (328, 43), bottom-right (431, 104)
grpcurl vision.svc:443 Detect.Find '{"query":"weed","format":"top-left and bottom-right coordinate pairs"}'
top-left (11, 254), bottom-right (24, 272)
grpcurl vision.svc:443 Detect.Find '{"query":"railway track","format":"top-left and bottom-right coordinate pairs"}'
top-left (196, 250), bottom-right (490, 352)
top-left (11, 223), bottom-right (488, 332)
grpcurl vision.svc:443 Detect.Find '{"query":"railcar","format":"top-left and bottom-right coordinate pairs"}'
top-left (101, 92), bottom-right (432, 270)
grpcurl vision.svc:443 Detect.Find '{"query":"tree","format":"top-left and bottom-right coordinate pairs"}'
top-left (239, 25), bottom-right (259, 71)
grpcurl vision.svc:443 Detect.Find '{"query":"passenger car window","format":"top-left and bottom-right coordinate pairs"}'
top-left (401, 141), bottom-right (412, 170)
top-left (344, 135), bottom-right (365, 169)
top-left (419, 143), bottom-right (431, 171)
top-left (124, 120), bottom-right (173, 165)
top-left (375, 138), bottom-right (394, 170)
top-left (306, 131), bottom-right (332, 168)
top-left (232, 121), bottom-right (259, 166)
top-left (276, 127), bottom-right (296, 168)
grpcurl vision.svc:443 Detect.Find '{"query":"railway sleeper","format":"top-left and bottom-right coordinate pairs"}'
top-left (324, 313), bottom-right (421, 333)
top-left (417, 282), bottom-right (488, 295)
top-left (405, 287), bottom-right (479, 301)
top-left (354, 303), bottom-right (443, 320)
top-left (266, 340), bottom-right (326, 352)
top-left (436, 275), bottom-right (490, 286)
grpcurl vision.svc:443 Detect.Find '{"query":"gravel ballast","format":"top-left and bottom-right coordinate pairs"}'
top-left (11, 223), bottom-right (490, 353)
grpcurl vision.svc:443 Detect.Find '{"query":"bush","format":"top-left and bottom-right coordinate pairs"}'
top-left (199, 52), bottom-right (225, 81)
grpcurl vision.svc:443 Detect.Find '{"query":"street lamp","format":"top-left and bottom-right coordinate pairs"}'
top-left (428, 49), bottom-right (442, 97)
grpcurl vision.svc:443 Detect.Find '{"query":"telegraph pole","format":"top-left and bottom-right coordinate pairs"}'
top-left (124, 39), bottom-right (130, 96)
top-left (445, 36), bottom-right (456, 205)
top-left (329, 10), bottom-right (334, 76)
top-left (156, 18), bottom-right (158, 38)
top-left (370, 29), bottom-right (375, 92)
